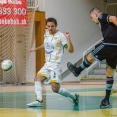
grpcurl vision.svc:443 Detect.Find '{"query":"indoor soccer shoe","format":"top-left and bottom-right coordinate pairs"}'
top-left (100, 99), bottom-right (111, 108)
top-left (67, 62), bottom-right (79, 77)
top-left (27, 100), bottom-right (43, 107)
top-left (73, 94), bottom-right (79, 105)
top-left (70, 93), bottom-right (79, 105)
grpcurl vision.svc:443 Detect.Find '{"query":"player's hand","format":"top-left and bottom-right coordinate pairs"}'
top-left (30, 48), bottom-right (36, 52)
top-left (65, 31), bottom-right (70, 39)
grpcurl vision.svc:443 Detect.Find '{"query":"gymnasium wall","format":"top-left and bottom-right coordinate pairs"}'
top-left (26, 26), bottom-right (36, 83)
top-left (26, 0), bottom-right (106, 83)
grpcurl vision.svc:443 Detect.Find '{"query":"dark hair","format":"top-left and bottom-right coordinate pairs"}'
top-left (46, 17), bottom-right (57, 25)
top-left (90, 7), bottom-right (102, 14)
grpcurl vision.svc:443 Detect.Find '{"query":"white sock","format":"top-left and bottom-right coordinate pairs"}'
top-left (58, 87), bottom-right (76, 100)
top-left (34, 81), bottom-right (42, 101)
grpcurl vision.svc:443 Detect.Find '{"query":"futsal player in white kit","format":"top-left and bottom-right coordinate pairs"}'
top-left (27, 17), bottom-right (79, 107)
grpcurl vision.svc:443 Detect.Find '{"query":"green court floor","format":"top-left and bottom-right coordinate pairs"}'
top-left (0, 88), bottom-right (117, 111)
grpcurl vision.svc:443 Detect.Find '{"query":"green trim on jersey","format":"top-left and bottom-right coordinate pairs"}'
top-left (64, 44), bottom-right (68, 48)
top-left (63, 44), bottom-right (68, 53)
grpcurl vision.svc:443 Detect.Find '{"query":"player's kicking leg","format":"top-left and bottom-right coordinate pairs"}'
top-left (51, 82), bottom-right (79, 105)
top-left (67, 53), bottom-right (94, 77)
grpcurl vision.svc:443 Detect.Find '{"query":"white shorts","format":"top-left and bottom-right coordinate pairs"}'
top-left (37, 62), bottom-right (62, 83)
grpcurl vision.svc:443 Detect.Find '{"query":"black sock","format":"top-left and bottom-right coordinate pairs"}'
top-left (76, 59), bottom-right (92, 74)
top-left (104, 77), bottom-right (114, 101)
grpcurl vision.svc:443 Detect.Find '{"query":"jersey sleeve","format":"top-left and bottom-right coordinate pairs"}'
top-left (60, 33), bottom-right (68, 48)
top-left (98, 13), bottom-right (110, 23)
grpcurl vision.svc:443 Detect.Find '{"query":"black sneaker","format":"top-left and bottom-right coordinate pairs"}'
top-left (73, 94), bottom-right (79, 105)
top-left (100, 99), bottom-right (111, 108)
top-left (67, 62), bottom-right (79, 77)
top-left (70, 93), bottom-right (79, 105)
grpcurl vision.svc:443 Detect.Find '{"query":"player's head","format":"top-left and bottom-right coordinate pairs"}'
top-left (90, 7), bottom-right (102, 24)
top-left (46, 17), bottom-right (57, 34)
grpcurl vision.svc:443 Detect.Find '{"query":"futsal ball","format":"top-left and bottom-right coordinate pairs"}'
top-left (1, 60), bottom-right (13, 71)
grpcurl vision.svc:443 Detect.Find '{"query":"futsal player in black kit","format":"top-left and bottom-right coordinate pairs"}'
top-left (67, 7), bottom-right (117, 108)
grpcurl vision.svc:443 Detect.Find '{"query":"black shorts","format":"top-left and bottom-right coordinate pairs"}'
top-left (91, 43), bottom-right (117, 70)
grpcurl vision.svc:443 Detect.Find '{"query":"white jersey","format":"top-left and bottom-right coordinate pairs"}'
top-left (44, 31), bottom-right (68, 63)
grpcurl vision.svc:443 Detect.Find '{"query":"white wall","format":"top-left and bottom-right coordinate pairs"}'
top-left (26, 50), bottom-right (35, 83)
top-left (37, 0), bottom-right (44, 11)
top-left (26, 26), bottom-right (35, 83)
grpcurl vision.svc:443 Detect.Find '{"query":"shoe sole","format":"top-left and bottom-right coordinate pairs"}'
top-left (27, 105), bottom-right (43, 107)
top-left (100, 104), bottom-right (111, 109)
top-left (27, 104), bottom-right (43, 107)
top-left (67, 62), bottom-right (79, 77)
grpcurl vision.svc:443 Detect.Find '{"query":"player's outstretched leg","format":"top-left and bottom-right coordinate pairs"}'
top-left (67, 58), bottom-right (92, 77)
top-left (58, 87), bottom-right (79, 105)
top-left (51, 82), bottom-right (79, 105)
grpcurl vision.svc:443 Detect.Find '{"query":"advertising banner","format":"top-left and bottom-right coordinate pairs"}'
top-left (0, 0), bottom-right (28, 26)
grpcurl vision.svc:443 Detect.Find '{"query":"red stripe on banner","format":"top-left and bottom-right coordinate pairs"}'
top-left (0, 0), bottom-right (28, 26)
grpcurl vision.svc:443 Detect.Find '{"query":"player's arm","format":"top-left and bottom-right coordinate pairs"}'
top-left (109, 16), bottom-right (117, 26)
top-left (65, 31), bottom-right (74, 53)
top-left (30, 44), bottom-right (44, 52)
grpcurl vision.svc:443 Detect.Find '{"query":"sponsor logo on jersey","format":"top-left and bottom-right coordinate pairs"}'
top-left (45, 42), bottom-right (54, 54)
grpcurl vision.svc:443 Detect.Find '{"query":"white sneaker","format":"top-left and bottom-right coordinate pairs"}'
top-left (27, 100), bottom-right (43, 107)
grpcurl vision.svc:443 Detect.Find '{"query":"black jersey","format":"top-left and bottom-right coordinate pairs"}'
top-left (98, 13), bottom-right (117, 46)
